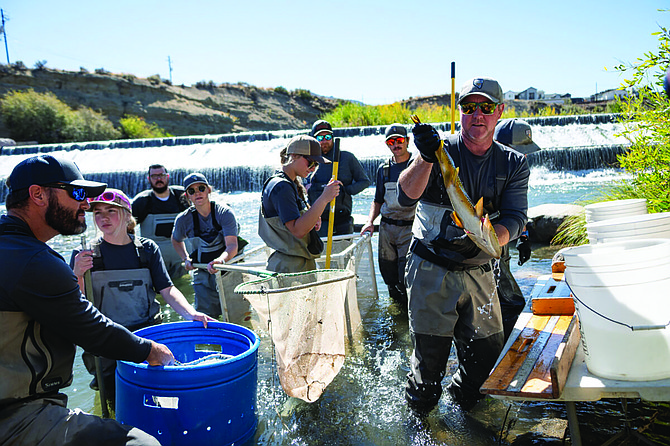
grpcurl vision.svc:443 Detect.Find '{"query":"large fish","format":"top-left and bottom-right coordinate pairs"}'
top-left (411, 115), bottom-right (502, 259)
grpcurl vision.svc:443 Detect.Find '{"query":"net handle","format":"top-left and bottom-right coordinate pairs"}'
top-left (235, 269), bottom-right (356, 295)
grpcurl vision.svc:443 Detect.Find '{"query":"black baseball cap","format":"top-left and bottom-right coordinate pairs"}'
top-left (385, 123), bottom-right (408, 140)
top-left (7, 155), bottom-right (106, 196)
top-left (183, 172), bottom-right (210, 189)
top-left (311, 120), bottom-right (333, 136)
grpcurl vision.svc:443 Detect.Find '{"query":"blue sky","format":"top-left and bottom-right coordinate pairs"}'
top-left (2, 1), bottom-right (667, 104)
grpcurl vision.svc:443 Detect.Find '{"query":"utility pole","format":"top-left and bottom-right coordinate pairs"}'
top-left (167, 56), bottom-right (173, 84)
top-left (1, 9), bottom-right (9, 64)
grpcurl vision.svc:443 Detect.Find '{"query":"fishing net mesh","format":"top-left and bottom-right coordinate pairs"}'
top-left (235, 269), bottom-right (358, 402)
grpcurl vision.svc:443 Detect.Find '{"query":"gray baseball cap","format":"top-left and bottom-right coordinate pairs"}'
top-left (286, 135), bottom-right (331, 164)
top-left (458, 77), bottom-right (503, 104)
top-left (494, 119), bottom-right (541, 155)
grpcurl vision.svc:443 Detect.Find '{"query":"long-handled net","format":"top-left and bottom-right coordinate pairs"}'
top-left (234, 269), bottom-right (358, 403)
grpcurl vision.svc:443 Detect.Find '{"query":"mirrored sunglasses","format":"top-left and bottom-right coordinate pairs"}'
top-left (44, 183), bottom-right (87, 202)
top-left (315, 134), bottom-right (333, 142)
top-left (460, 102), bottom-right (498, 115)
top-left (187, 184), bottom-right (207, 195)
top-left (89, 190), bottom-right (131, 208)
top-left (386, 136), bottom-right (406, 147)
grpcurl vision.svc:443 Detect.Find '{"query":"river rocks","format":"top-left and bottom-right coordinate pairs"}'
top-left (527, 204), bottom-right (584, 244)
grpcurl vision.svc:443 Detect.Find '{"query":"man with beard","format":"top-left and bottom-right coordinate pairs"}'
top-left (132, 164), bottom-right (189, 277)
top-left (0, 155), bottom-right (175, 445)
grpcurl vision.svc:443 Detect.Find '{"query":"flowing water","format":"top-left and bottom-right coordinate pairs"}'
top-left (2, 116), bottom-right (668, 445)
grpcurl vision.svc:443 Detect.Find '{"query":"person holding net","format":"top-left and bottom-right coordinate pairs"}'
top-left (259, 135), bottom-right (341, 273)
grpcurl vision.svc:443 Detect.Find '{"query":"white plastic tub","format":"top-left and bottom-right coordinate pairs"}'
top-left (563, 239), bottom-right (670, 380)
top-left (585, 199), bottom-right (648, 223)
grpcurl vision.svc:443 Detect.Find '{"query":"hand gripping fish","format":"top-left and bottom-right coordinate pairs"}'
top-left (411, 115), bottom-right (502, 259)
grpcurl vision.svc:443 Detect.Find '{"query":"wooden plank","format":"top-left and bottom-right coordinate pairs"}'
top-left (482, 315), bottom-right (550, 395)
top-left (481, 313), bottom-right (580, 399)
top-left (550, 314), bottom-right (581, 398)
top-left (518, 315), bottom-right (572, 398)
top-left (532, 275), bottom-right (575, 315)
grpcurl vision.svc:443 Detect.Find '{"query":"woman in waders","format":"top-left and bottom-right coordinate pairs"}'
top-left (70, 189), bottom-right (213, 405)
top-left (259, 135), bottom-right (341, 273)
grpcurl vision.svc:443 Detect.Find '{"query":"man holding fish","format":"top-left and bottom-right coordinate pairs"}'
top-left (397, 78), bottom-right (530, 413)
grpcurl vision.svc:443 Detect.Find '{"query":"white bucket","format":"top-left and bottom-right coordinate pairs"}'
top-left (585, 199), bottom-right (648, 223)
top-left (563, 239), bottom-right (670, 380)
top-left (586, 212), bottom-right (670, 244)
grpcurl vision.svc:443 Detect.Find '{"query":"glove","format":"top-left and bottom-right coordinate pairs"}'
top-left (516, 233), bottom-right (531, 266)
top-left (412, 123), bottom-right (441, 163)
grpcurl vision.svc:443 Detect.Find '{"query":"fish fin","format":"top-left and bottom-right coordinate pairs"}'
top-left (475, 197), bottom-right (484, 218)
top-left (451, 211), bottom-right (464, 229)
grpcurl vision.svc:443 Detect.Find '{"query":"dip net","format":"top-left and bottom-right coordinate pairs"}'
top-left (235, 269), bottom-right (358, 402)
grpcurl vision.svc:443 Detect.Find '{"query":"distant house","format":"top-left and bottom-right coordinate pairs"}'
top-left (591, 88), bottom-right (627, 101)
top-left (542, 93), bottom-right (570, 105)
top-left (503, 90), bottom-right (516, 101)
top-left (517, 87), bottom-right (544, 100)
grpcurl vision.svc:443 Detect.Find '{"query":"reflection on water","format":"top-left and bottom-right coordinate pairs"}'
top-left (5, 168), bottom-right (668, 445)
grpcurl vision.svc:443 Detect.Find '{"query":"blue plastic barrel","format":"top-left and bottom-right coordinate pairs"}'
top-left (116, 321), bottom-right (259, 446)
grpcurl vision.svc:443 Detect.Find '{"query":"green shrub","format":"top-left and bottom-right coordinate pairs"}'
top-left (147, 74), bottom-right (161, 85)
top-left (94, 67), bottom-right (110, 75)
top-left (293, 88), bottom-right (312, 100)
top-left (11, 61), bottom-right (26, 71)
top-left (274, 86), bottom-right (289, 95)
top-left (0, 89), bottom-right (122, 143)
top-left (322, 102), bottom-right (453, 127)
top-left (0, 89), bottom-right (72, 143)
top-left (34, 60), bottom-right (47, 70)
top-left (63, 107), bottom-right (121, 142)
top-left (119, 115), bottom-right (172, 139)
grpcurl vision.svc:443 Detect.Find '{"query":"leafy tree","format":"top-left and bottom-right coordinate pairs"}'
top-left (62, 107), bottom-right (121, 142)
top-left (554, 21), bottom-right (670, 246)
top-left (610, 24), bottom-right (670, 214)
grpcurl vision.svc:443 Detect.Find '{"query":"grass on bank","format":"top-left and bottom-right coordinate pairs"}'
top-left (321, 100), bottom-right (622, 128)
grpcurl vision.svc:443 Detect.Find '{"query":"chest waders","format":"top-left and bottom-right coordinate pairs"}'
top-left (259, 173), bottom-right (322, 272)
top-left (90, 237), bottom-right (161, 331)
top-left (140, 212), bottom-right (186, 277)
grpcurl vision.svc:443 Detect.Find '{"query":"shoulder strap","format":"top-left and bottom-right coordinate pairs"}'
top-left (382, 158), bottom-right (391, 184)
top-left (132, 235), bottom-right (149, 268)
top-left (191, 202), bottom-right (222, 236)
top-left (494, 144), bottom-right (508, 211)
top-left (90, 237), bottom-right (105, 271)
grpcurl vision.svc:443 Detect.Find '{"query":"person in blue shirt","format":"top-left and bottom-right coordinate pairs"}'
top-left (307, 120), bottom-right (370, 236)
top-left (260, 135), bottom-right (341, 273)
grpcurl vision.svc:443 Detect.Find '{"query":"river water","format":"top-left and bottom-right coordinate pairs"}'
top-left (36, 169), bottom-right (663, 446)
top-left (2, 118), bottom-right (668, 445)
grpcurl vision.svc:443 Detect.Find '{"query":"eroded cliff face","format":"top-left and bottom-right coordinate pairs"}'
top-left (0, 68), bottom-right (341, 137)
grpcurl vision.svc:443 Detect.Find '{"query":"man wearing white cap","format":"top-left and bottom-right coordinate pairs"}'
top-left (398, 78), bottom-right (530, 413)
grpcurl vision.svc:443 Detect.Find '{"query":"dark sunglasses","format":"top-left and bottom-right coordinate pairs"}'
top-left (44, 183), bottom-right (87, 202)
top-left (386, 136), bottom-right (406, 147)
top-left (460, 102), bottom-right (498, 115)
top-left (315, 134), bottom-right (333, 142)
top-left (304, 157), bottom-right (318, 169)
top-left (187, 184), bottom-right (207, 195)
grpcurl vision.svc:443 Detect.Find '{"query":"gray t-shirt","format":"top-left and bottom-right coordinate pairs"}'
top-left (172, 201), bottom-right (239, 243)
